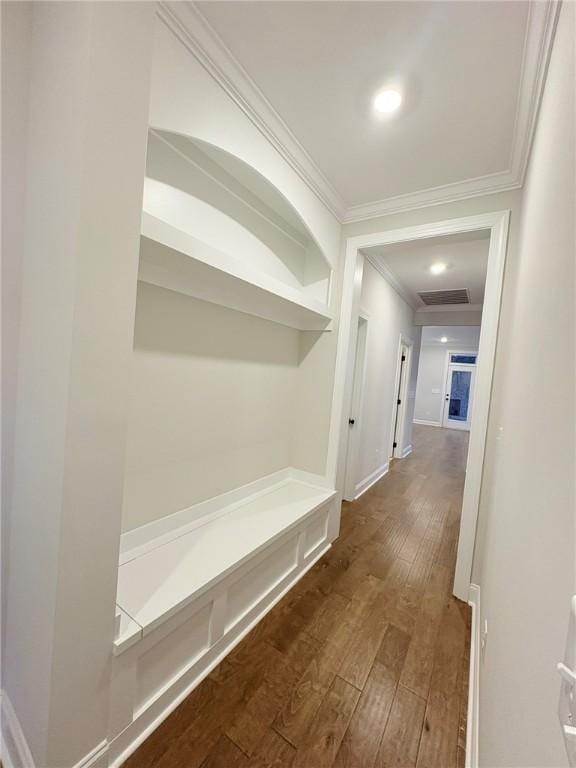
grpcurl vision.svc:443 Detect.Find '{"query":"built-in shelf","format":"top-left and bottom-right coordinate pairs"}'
top-left (115, 470), bottom-right (336, 653)
top-left (139, 212), bottom-right (333, 331)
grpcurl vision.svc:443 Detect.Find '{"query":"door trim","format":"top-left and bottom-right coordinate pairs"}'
top-left (441, 349), bottom-right (479, 430)
top-left (389, 335), bottom-right (414, 460)
top-left (343, 311), bottom-right (369, 501)
top-left (329, 210), bottom-right (510, 602)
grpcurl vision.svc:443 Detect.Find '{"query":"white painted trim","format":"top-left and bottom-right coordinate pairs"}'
top-left (363, 251), bottom-right (417, 309)
top-left (1, 691), bottom-right (35, 768)
top-left (343, 314), bottom-right (369, 502)
top-left (440, 349), bottom-right (479, 430)
top-left (73, 740), bottom-right (108, 768)
top-left (467, 584), bottom-right (481, 768)
top-left (158, 2), bottom-right (345, 221)
top-left (402, 444), bottom-right (413, 459)
top-left (106, 543), bottom-right (331, 768)
top-left (0, 692), bottom-right (108, 768)
top-left (389, 334), bottom-right (414, 460)
top-left (508, 1), bottom-right (561, 187)
top-left (342, 3), bottom-right (559, 223)
top-left (149, 128), bottom-right (309, 251)
top-left (344, 169), bottom-right (520, 223)
top-left (158, 2), bottom-right (558, 225)
top-left (331, 210), bottom-right (510, 603)
top-left (120, 466), bottom-right (329, 559)
top-left (413, 419), bottom-right (442, 428)
top-left (354, 462), bottom-right (389, 500)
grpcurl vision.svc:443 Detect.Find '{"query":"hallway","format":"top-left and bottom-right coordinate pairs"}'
top-left (127, 426), bottom-right (471, 768)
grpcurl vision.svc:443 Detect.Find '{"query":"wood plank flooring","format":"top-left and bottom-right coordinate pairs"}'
top-left (126, 425), bottom-right (471, 768)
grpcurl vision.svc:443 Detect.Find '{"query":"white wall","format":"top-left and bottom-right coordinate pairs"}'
top-left (414, 326), bottom-right (481, 424)
top-left (355, 260), bottom-right (421, 488)
top-left (415, 307), bottom-right (483, 326)
top-left (2, 5), bottom-right (342, 766)
top-left (1, 4), bottom-right (155, 765)
top-left (1, 0), bottom-right (31, 677)
top-left (474, 5), bottom-right (575, 765)
top-left (145, 8), bottom-right (342, 488)
top-left (149, 8), bottom-right (340, 267)
top-left (122, 284), bottom-right (300, 531)
top-left (342, 43), bottom-right (574, 755)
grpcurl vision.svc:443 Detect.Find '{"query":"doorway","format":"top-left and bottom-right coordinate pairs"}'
top-left (442, 353), bottom-right (478, 430)
top-left (331, 210), bottom-right (510, 601)
top-left (343, 313), bottom-right (368, 501)
top-left (390, 337), bottom-right (413, 459)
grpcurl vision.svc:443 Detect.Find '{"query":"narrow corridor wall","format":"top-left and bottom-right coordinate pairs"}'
top-left (414, 327), bottom-right (481, 425)
top-left (355, 260), bottom-right (421, 492)
top-left (473, 5), bottom-right (575, 765)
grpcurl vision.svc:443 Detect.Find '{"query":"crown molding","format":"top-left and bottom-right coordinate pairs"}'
top-left (156, 0), bottom-right (559, 226)
top-left (344, 1), bottom-right (560, 224)
top-left (363, 251), bottom-right (418, 309)
top-left (156, 1), bottom-right (346, 222)
top-left (508, 0), bottom-right (560, 185)
top-left (343, 170), bottom-right (520, 224)
top-left (363, 251), bottom-right (485, 314)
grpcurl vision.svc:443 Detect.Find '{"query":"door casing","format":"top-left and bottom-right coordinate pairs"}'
top-left (389, 336), bottom-right (414, 459)
top-left (440, 349), bottom-right (479, 431)
top-left (329, 210), bottom-right (510, 602)
top-left (343, 312), bottom-right (369, 501)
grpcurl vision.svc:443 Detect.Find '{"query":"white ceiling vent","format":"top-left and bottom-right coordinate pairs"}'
top-left (417, 289), bottom-right (470, 306)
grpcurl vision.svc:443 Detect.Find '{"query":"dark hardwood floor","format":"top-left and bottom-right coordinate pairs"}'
top-left (126, 425), bottom-right (471, 768)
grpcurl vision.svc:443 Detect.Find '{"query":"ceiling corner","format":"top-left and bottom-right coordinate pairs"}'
top-left (157, 1), bottom-right (347, 222)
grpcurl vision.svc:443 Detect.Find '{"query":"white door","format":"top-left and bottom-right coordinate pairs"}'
top-left (343, 316), bottom-right (368, 501)
top-left (442, 362), bottom-right (476, 431)
top-left (391, 343), bottom-right (409, 458)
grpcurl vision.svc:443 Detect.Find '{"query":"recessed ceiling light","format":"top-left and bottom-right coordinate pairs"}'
top-left (430, 262), bottom-right (447, 275)
top-left (373, 89), bottom-right (402, 114)
top-left (440, 336), bottom-right (448, 343)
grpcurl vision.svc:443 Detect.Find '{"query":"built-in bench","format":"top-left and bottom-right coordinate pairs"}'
top-left (114, 469), bottom-right (337, 654)
top-left (108, 470), bottom-right (338, 764)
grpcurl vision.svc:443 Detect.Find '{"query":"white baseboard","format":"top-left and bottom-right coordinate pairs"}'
top-left (23, 543), bottom-right (332, 768)
top-left (467, 583), bottom-right (481, 768)
top-left (107, 541), bottom-right (332, 767)
top-left (1, 692), bottom-right (109, 768)
top-left (354, 462), bottom-right (389, 499)
top-left (402, 444), bottom-right (412, 458)
top-left (1, 691), bottom-right (35, 768)
top-left (74, 740), bottom-right (108, 768)
top-left (413, 418), bottom-right (442, 427)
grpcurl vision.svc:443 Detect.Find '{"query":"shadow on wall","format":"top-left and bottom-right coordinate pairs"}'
top-left (133, 281), bottom-right (300, 366)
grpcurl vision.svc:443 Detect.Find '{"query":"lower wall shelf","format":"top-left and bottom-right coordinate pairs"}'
top-left (109, 470), bottom-right (339, 765)
top-left (115, 469), bottom-right (337, 652)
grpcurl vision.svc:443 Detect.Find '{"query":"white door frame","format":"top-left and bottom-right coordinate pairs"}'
top-left (326, 210), bottom-right (510, 601)
top-left (442, 362), bottom-right (477, 431)
top-left (343, 311), bottom-right (369, 501)
top-left (389, 334), bottom-right (414, 459)
top-left (441, 349), bottom-right (479, 430)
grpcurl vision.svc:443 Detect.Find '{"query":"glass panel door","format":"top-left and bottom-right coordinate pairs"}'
top-left (448, 370), bottom-right (472, 420)
top-left (443, 363), bottom-right (476, 430)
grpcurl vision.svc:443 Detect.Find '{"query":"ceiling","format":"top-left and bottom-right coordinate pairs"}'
top-left (362, 230), bottom-right (490, 309)
top-left (194, 1), bottom-right (543, 219)
top-left (422, 325), bottom-right (481, 347)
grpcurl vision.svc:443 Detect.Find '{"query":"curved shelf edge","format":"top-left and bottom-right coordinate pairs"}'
top-left (139, 213), bottom-right (333, 332)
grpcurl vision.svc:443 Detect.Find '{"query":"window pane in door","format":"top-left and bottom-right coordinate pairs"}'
top-left (450, 354), bottom-right (477, 364)
top-left (448, 370), bottom-right (472, 421)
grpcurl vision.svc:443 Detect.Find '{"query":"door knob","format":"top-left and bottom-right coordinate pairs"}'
top-left (349, 418), bottom-right (355, 425)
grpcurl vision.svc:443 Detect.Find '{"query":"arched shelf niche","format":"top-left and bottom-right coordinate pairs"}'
top-left (140, 129), bottom-right (333, 331)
